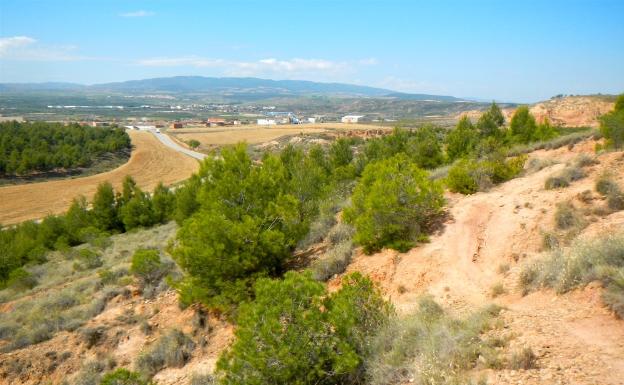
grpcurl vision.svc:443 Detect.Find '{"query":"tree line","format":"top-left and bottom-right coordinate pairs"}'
top-left (0, 176), bottom-right (175, 286)
top-left (0, 121), bottom-right (131, 176)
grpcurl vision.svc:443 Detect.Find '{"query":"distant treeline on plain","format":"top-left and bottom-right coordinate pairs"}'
top-left (0, 121), bottom-right (131, 176)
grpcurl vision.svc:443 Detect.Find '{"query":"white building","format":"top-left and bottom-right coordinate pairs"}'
top-left (257, 119), bottom-right (277, 126)
top-left (341, 115), bottom-right (364, 123)
top-left (307, 117), bottom-right (316, 124)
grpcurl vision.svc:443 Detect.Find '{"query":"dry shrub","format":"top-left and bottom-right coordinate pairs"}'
top-left (365, 297), bottom-right (503, 385)
top-left (508, 347), bottom-right (538, 370)
top-left (135, 329), bottom-right (195, 377)
top-left (519, 234), bottom-right (624, 317)
top-left (310, 240), bottom-right (354, 281)
top-left (554, 202), bottom-right (584, 230)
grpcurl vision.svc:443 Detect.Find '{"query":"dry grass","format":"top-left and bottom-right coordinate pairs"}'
top-left (365, 297), bottom-right (503, 385)
top-left (169, 123), bottom-right (390, 147)
top-left (0, 131), bottom-right (199, 225)
top-left (519, 234), bottom-right (624, 317)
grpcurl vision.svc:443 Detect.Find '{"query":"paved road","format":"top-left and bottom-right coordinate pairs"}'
top-left (149, 130), bottom-right (206, 160)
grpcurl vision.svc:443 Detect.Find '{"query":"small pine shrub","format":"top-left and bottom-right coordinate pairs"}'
top-left (74, 248), bottom-right (103, 271)
top-left (130, 249), bottom-right (168, 286)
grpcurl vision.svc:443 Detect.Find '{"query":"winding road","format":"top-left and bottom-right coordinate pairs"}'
top-left (150, 129), bottom-right (206, 160)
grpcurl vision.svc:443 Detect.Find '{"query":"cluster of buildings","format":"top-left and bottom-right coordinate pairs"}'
top-left (85, 113), bottom-right (367, 131)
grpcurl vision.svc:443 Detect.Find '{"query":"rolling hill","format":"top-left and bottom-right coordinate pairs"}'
top-left (0, 76), bottom-right (465, 102)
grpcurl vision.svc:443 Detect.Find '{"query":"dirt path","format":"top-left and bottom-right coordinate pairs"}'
top-left (339, 144), bottom-right (624, 384)
top-left (0, 130), bottom-right (199, 225)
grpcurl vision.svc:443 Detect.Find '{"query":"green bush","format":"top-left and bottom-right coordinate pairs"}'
top-left (130, 249), bottom-right (167, 286)
top-left (447, 154), bottom-right (526, 194)
top-left (446, 116), bottom-right (479, 160)
top-left (217, 271), bottom-right (391, 385)
top-left (172, 144), bottom-right (333, 312)
top-left (74, 248), bottom-right (103, 271)
top-left (100, 368), bottom-right (152, 385)
top-left (6, 267), bottom-right (37, 291)
top-left (344, 154), bottom-right (445, 253)
top-left (599, 94), bottom-right (624, 149)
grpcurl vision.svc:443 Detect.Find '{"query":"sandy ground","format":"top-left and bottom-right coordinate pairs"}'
top-left (0, 130), bottom-right (199, 225)
top-left (334, 141), bottom-right (624, 384)
top-left (169, 123), bottom-right (390, 146)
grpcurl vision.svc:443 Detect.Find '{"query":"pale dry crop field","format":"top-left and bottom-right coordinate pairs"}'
top-left (0, 131), bottom-right (199, 225)
top-left (169, 122), bottom-right (390, 146)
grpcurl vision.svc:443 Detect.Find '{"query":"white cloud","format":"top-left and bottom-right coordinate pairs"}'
top-left (0, 36), bottom-right (89, 61)
top-left (0, 36), bottom-right (36, 56)
top-left (136, 56), bottom-right (377, 78)
top-left (120, 10), bottom-right (155, 17)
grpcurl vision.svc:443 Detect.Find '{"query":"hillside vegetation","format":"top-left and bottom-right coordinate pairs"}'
top-left (1, 96), bottom-right (623, 385)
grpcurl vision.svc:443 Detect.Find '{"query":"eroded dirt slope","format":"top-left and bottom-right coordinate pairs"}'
top-left (335, 141), bottom-right (624, 384)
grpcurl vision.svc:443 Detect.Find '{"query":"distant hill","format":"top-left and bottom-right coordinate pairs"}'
top-left (0, 76), bottom-right (464, 102)
top-left (456, 94), bottom-right (617, 128)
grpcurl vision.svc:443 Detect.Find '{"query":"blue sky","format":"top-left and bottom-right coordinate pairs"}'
top-left (0, 0), bottom-right (622, 102)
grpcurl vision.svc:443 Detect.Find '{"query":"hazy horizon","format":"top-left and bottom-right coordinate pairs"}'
top-left (1, 0), bottom-right (623, 103)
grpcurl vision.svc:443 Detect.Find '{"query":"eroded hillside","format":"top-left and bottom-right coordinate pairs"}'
top-left (460, 95), bottom-right (616, 128)
top-left (1, 138), bottom-right (623, 385)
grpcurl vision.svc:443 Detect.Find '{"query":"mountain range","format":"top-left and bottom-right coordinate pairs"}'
top-left (0, 76), bottom-right (465, 102)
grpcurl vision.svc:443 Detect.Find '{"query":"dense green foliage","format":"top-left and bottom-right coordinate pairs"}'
top-left (446, 153), bottom-right (527, 194)
top-left (172, 144), bottom-right (331, 311)
top-left (131, 249), bottom-right (166, 285)
top-left (216, 271), bottom-right (392, 385)
top-left (600, 94), bottom-right (624, 149)
top-left (509, 106), bottom-right (557, 143)
top-left (0, 121), bottom-right (130, 176)
top-left (360, 126), bottom-right (445, 169)
top-left (0, 177), bottom-right (175, 286)
top-left (446, 115), bottom-right (479, 160)
top-left (344, 154), bottom-right (445, 253)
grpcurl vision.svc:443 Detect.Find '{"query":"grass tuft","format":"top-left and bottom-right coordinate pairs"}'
top-left (520, 234), bottom-right (624, 317)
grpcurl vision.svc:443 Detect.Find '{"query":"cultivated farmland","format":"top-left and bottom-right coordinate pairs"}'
top-left (169, 123), bottom-right (390, 146)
